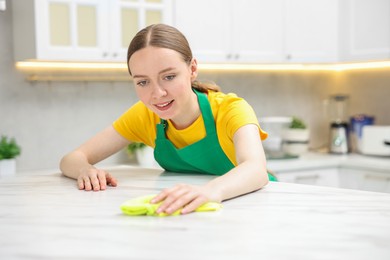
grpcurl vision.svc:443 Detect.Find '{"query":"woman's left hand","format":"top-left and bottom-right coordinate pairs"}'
top-left (151, 184), bottom-right (220, 215)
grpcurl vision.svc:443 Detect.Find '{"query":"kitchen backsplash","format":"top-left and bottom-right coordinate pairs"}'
top-left (1, 6), bottom-right (389, 171)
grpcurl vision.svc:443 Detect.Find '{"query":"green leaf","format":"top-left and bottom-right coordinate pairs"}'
top-left (0, 135), bottom-right (21, 159)
top-left (127, 142), bottom-right (146, 154)
top-left (289, 117), bottom-right (307, 129)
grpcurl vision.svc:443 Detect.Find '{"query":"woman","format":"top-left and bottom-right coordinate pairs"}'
top-left (60, 24), bottom-right (269, 215)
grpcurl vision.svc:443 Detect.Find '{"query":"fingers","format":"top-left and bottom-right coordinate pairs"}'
top-left (154, 184), bottom-right (209, 215)
top-left (106, 172), bottom-right (118, 187)
top-left (181, 196), bottom-right (207, 214)
top-left (77, 168), bottom-right (117, 191)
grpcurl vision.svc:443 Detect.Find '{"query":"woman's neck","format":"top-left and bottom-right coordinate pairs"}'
top-left (170, 91), bottom-right (201, 130)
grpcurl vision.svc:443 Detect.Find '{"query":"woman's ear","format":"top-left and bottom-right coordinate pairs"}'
top-left (190, 58), bottom-right (198, 81)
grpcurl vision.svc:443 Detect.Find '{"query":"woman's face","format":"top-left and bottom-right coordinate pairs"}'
top-left (129, 46), bottom-right (198, 127)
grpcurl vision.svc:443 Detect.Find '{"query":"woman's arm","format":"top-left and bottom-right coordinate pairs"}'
top-left (152, 124), bottom-right (268, 214)
top-left (205, 123), bottom-right (269, 200)
top-left (60, 126), bottom-right (130, 191)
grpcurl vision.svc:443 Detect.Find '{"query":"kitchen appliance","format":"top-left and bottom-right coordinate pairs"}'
top-left (326, 95), bottom-right (350, 154)
top-left (350, 114), bottom-right (375, 153)
top-left (329, 122), bottom-right (349, 154)
top-left (360, 126), bottom-right (390, 156)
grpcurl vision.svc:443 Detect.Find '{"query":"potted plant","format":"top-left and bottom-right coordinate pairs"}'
top-left (281, 117), bottom-right (310, 155)
top-left (127, 142), bottom-right (158, 168)
top-left (0, 135), bottom-right (21, 177)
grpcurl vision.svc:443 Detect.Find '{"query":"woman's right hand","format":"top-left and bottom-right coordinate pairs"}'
top-left (77, 168), bottom-right (118, 191)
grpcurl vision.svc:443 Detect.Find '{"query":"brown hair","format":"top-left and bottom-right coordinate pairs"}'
top-left (127, 24), bottom-right (220, 92)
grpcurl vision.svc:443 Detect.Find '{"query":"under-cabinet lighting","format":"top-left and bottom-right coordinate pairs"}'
top-left (15, 60), bottom-right (390, 73)
top-left (15, 61), bottom-right (126, 70)
top-left (198, 61), bottom-right (390, 72)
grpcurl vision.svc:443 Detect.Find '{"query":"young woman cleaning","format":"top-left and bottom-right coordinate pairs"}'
top-left (60, 24), bottom-right (269, 215)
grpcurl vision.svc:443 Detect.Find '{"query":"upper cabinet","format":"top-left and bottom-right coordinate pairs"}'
top-left (174, 0), bottom-right (338, 63)
top-left (173, 0), bottom-right (284, 63)
top-left (339, 0), bottom-right (390, 61)
top-left (283, 0), bottom-right (339, 62)
top-left (12, 0), bottom-right (173, 62)
top-left (109, 0), bottom-right (173, 61)
top-left (173, 0), bottom-right (390, 63)
top-left (12, 0), bottom-right (390, 63)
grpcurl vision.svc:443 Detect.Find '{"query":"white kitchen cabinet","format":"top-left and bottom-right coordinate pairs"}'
top-left (276, 168), bottom-right (340, 187)
top-left (173, 0), bottom-right (284, 63)
top-left (173, 0), bottom-right (338, 63)
top-left (339, 0), bottom-right (390, 62)
top-left (174, 0), bottom-right (390, 64)
top-left (109, 0), bottom-right (173, 61)
top-left (13, 0), bottom-right (104, 61)
top-left (339, 168), bottom-right (390, 193)
top-left (275, 166), bottom-right (390, 193)
top-left (12, 0), bottom-right (173, 62)
top-left (172, 0), bottom-right (229, 63)
top-left (233, 0), bottom-right (285, 63)
top-left (284, 0), bottom-right (339, 62)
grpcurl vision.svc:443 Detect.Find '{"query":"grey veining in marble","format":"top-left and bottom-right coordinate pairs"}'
top-left (1, 166), bottom-right (390, 260)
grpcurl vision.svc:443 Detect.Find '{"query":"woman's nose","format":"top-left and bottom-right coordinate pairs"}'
top-left (151, 84), bottom-right (167, 98)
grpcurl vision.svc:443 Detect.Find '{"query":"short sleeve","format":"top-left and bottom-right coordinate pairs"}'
top-left (112, 101), bottom-right (159, 147)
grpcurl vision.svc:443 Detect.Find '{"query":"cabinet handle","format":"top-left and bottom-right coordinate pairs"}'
top-left (234, 54), bottom-right (239, 60)
top-left (364, 174), bottom-right (390, 181)
top-left (112, 53), bottom-right (118, 58)
top-left (286, 54), bottom-right (292, 60)
top-left (226, 54), bottom-right (232, 59)
top-left (102, 52), bottom-right (108, 57)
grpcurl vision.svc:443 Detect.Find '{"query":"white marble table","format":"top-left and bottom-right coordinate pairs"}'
top-left (1, 166), bottom-right (390, 260)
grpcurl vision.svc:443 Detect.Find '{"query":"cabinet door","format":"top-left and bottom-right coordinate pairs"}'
top-left (284, 0), bottom-right (339, 62)
top-left (232, 0), bottom-right (284, 63)
top-left (277, 168), bottom-right (340, 187)
top-left (339, 168), bottom-right (390, 193)
top-left (35, 0), bottom-right (108, 61)
top-left (13, 0), bottom-right (173, 61)
top-left (173, 0), bottom-right (231, 63)
top-left (339, 0), bottom-right (390, 61)
top-left (109, 0), bottom-right (173, 61)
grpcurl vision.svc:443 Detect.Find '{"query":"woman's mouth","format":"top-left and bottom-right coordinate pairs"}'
top-left (154, 100), bottom-right (174, 111)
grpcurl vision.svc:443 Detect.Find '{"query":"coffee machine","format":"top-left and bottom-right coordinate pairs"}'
top-left (326, 95), bottom-right (350, 154)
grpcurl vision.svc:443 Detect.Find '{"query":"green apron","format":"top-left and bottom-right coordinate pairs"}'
top-left (154, 89), bottom-right (233, 175)
top-left (153, 89), bottom-right (277, 181)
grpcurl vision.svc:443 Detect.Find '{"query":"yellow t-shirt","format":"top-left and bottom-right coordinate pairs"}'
top-left (112, 90), bottom-right (267, 166)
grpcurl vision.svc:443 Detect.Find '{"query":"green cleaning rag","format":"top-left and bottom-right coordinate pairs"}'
top-left (120, 194), bottom-right (222, 217)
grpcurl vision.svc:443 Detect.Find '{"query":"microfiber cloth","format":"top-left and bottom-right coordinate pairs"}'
top-left (120, 194), bottom-right (222, 217)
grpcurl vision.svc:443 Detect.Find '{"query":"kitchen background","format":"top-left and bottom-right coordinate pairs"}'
top-left (1, 0), bottom-right (389, 171)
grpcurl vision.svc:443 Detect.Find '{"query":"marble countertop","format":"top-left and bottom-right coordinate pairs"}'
top-left (1, 166), bottom-right (390, 260)
top-left (267, 152), bottom-right (390, 173)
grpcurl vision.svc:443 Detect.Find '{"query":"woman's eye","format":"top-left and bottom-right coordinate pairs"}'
top-left (136, 80), bottom-right (147, 87)
top-left (165, 75), bottom-right (176, 81)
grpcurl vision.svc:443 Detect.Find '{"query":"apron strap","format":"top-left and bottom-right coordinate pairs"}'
top-left (192, 89), bottom-right (216, 136)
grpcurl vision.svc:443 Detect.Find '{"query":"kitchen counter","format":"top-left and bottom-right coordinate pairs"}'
top-left (1, 166), bottom-right (390, 259)
top-left (267, 152), bottom-right (390, 173)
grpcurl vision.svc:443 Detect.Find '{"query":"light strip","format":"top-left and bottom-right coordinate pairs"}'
top-left (16, 61), bottom-right (127, 70)
top-left (15, 60), bottom-right (390, 72)
top-left (198, 61), bottom-right (390, 71)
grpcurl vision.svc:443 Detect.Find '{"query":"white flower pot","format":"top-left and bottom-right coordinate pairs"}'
top-left (282, 128), bottom-right (310, 155)
top-left (135, 146), bottom-right (159, 168)
top-left (0, 159), bottom-right (16, 177)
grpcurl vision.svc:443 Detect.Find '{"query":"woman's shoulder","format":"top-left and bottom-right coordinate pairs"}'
top-left (207, 90), bottom-right (248, 110)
